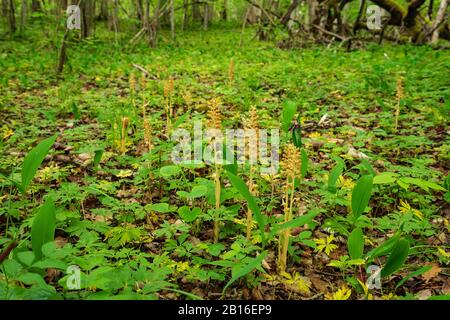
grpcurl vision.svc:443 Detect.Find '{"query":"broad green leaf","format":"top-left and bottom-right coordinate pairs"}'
top-left (32, 259), bottom-right (67, 270)
top-left (31, 198), bottom-right (56, 261)
top-left (17, 273), bottom-right (47, 286)
top-left (16, 251), bottom-right (36, 267)
top-left (269, 210), bottom-right (320, 239)
top-left (225, 171), bottom-right (266, 244)
top-left (373, 172), bottom-right (399, 184)
top-left (223, 251), bottom-right (267, 293)
top-left (93, 148), bottom-right (104, 169)
top-left (351, 175), bottom-right (373, 219)
top-left (381, 238), bottom-right (410, 278)
top-left (301, 149), bottom-right (308, 177)
top-left (398, 177), bottom-right (446, 192)
top-left (347, 227), bottom-right (364, 260)
top-left (395, 265), bottom-right (432, 289)
top-left (147, 203), bottom-right (172, 213)
top-left (281, 100), bottom-right (297, 132)
top-left (173, 111), bottom-right (190, 129)
top-left (21, 135), bottom-right (57, 194)
top-left (365, 232), bottom-right (401, 261)
top-left (328, 158), bottom-right (344, 193)
top-left (159, 165), bottom-right (181, 178)
top-left (178, 206), bottom-right (201, 222)
top-left (190, 185), bottom-right (208, 198)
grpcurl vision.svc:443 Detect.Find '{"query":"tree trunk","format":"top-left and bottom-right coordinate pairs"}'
top-left (182, 0), bottom-right (189, 30)
top-left (31, 0), bottom-right (41, 12)
top-left (7, 0), bottom-right (16, 34)
top-left (170, 0), bottom-right (175, 39)
top-left (222, 0), bottom-right (227, 20)
top-left (431, 0), bottom-right (448, 43)
top-left (20, 0), bottom-right (27, 31)
top-left (98, 0), bottom-right (108, 21)
top-left (203, 3), bottom-right (209, 30)
top-left (136, 0), bottom-right (143, 22)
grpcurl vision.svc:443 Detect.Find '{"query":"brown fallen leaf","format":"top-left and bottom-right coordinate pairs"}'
top-left (422, 263), bottom-right (442, 283)
top-left (309, 275), bottom-right (329, 292)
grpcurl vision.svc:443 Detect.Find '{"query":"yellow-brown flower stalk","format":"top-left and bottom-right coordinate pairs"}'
top-left (229, 58), bottom-right (235, 84)
top-left (278, 143), bottom-right (301, 272)
top-left (244, 106), bottom-right (259, 240)
top-left (207, 98), bottom-right (223, 243)
top-left (129, 73), bottom-right (137, 108)
top-left (164, 77), bottom-right (175, 134)
top-left (394, 76), bottom-right (404, 132)
top-left (140, 73), bottom-right (147, 91)
top-left (120, 117), bottom-right (130, 155)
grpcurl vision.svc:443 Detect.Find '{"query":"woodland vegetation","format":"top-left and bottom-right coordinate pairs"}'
top-left (0, 0), bottom-right (449, 300)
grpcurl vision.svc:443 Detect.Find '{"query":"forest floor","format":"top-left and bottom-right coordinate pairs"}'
top-left (0, 26), bottom-right (449, 300)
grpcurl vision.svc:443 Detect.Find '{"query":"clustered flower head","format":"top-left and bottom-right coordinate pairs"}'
top-left (129, 73), bottom-right (136, 92)
top-left (140, 73), bottom-right (147, 90)
top-left (396, 76), bottom-right (404, 101)
top-left (207, 98), bottom-right (223, 129)
top-left (229, 58), bottom-right (235, 83)
top-left (244, 106), bottom-right (259, 131)
top-left (281, 143), bottom-right (301, 180)
top-left (164, 77), bottom-right (175, 97)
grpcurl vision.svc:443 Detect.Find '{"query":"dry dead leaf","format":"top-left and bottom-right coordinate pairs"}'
top-left (422, 264), bottom-right (442, 282)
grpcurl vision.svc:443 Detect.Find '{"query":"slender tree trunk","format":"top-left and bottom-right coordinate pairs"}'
top-left (136, 0), bottom-right (143, 22)
top-left (222, 0), bottom-right (227, 20)
top-left (193, 0), bottom-right (201, 22)
top-left (203, 3), bottom-right (209, 30)
top-left (170, 0), bottom-right (175, 39)
top-left (31, 0), bottom-right (41, 12)
top-left (182, 0), bottom-right (189, 30)
top-left (7, 0), bottom-right (16, 34)
top-left (20, 0), bottom-right (27, 31)
top-left (428, 0), bottom-right (434, 19)
top-left (431, 0), bottom-right (448, 43)
top-left (99, 0), bottom-right (108, 21)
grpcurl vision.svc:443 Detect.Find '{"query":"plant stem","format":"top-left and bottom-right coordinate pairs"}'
top-left (213, 164), bottom-right (221, 243)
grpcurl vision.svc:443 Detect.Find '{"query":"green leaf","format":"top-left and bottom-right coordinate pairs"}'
top-left (328, 158), bottom-right (344, 193)
top-left (269, 210), bottom-right (320, 239)
top-left (381, 238), bottom-right (410, 278)
top-left (373, 172), bottom-right (399, 184)
top-left (301, 149), bottom-right (308, 177)
top-left (225, 171), bottom-right (266, 245)
top-left (160, 165), bottom-right (181, 178)
top-left (178, 206), bottom-right (201, 222)
top-left (395, 265), bottom-right (432, 289)
top-left (93, 148), bottom-right (104, 169)
top-left (32, 259), bottom-right (67, 270)
top-left (365, 232), bottom-right (401, 261)
top-left (147, 203), bottom-right (172, 213)
top-left (16, 251), bottom-right (36, 267)
top-left (223, 251), bottom-right (267, 293)
top-left (281, 100), bottom-right (297, 132)
top-left (398, 177), bottom-right (446, 192)
top-left (21, 135), bottom-right (57, 194)
top-left (31, 198), bottom-right (56, 261)
top-left (173, 111), bottom-right (190, 129)
top-left (347, 228), bottom-right (364, 260)
top-left (190, 185), bottom-right (208, 198)
top-left (351, 175), bottom-right (373, 219)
